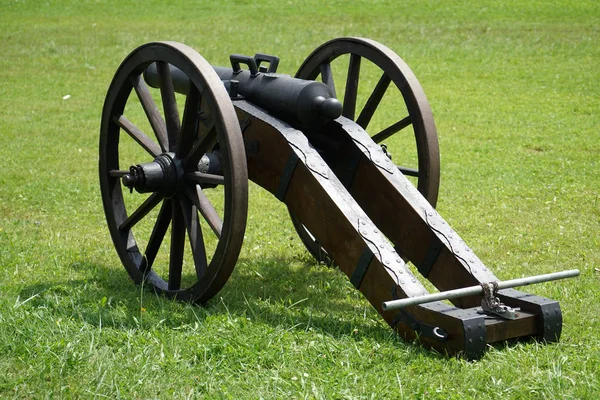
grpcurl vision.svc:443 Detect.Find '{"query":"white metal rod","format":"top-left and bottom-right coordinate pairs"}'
top-left (381, 269), bottom-right (580, 311)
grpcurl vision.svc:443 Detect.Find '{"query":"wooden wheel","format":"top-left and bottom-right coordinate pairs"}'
top-left (290, 37), bottom-right (440, 263)
top-left (99, 42), bottom-right (248, 303)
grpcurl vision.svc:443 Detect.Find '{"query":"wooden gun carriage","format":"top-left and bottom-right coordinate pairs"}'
top-left (99, 38), bottom-right (578, 359)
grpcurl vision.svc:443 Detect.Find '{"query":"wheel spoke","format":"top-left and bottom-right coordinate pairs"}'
top-left (288, 38), bottom-right (441, 262)
top-left (186, 185), bottom-right (222, 238)
top-left (320, 62), bottom-right (336, 98)
top-left (102, 41), bottom-right (249, 301)
top-left (356, 72), bottom-right (391, 129)
top-left (343, 54), bottom-right (361, 120)
top-left (186, 172), bottom-right (225, 186)
top-left (114, 115), bottom-right (161, 157)
top-left (182, 125), bottom-right (217, 168)
top-left (168, 199), bottom-right (185, 290)
top-left (177, 84), bottom-right (201, 158)
top-left (371, 116), bottom-right (412, 143)
top-left (119, 192), bottom-right (163, 231)
top-left (397, 166), bottom-right (419, 177)
top-left (131, 74), bottom-right (169, 152)
top-left (179, 196), bottom-right (208, 279)
top-left (141, 200), bottom-right (172, 274)
top-left (157, 61), bottom-right (181, 151)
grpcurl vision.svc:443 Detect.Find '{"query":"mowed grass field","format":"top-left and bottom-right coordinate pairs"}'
top-left (1, 0), bottom-right (598, 398)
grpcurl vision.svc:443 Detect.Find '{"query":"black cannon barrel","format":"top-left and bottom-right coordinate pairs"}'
top-left (144, 60), bottom-right (342, 129)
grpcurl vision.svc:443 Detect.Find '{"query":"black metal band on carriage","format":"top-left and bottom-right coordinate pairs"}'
top-left (99, 38), bottom-right (577, 359)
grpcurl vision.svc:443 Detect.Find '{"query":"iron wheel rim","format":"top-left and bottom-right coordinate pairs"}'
top-left (99, 42), bottom-right (248, 303)
top-left (290, 37), bottom-right (440, 263)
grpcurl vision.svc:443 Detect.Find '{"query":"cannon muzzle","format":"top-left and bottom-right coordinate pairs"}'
top-left (144, 55), bottom-right (342, 129)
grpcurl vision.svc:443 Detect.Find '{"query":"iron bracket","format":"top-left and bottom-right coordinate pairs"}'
top-left (350, 247), bottom-right (374, 288)
top-left (497, 288), bottom-right (563, 342)
top-left (418, 235), bottom-right (443, 278)
top-left (479, 282), bottom-right (518, 320)
top-left (275, 152), bottom-right (299, 201)
top-left (335, 117), bottom-right (396, 174)
top-left (392, 308), bottom-right (448, 342)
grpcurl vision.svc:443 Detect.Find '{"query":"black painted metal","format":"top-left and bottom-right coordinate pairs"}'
top-left (275, 152), bottom-right (299, 201)
top-left (459, 311), bottom-right (488, 360)
top-left (539, 301), bottom-right (563, 342)
top-left (122, 152), bottom-right (183, 197)
top-left (497, 289), bottom-right (563, 342)
top-left (419, 235), bottom-right (443, 278)
top-left (144, 57), bottom-right (343, 130)
top-left (254, 53), bottom-right (280, 73)
top-left (101, 38), bottom-right (571, 358)
top-left (100, 41), bottom-right (248, 303)
top-left (392, 308), bottom-right (449, 342)
top-left (350, 247), bottom-right (374, 288)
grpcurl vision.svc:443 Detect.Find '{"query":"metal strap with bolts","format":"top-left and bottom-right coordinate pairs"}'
top-left (381, 269), bottom-right (580, 311)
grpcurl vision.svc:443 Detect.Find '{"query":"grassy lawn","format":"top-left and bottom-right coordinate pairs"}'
top-left (1, 0), bottom-right (598, 398)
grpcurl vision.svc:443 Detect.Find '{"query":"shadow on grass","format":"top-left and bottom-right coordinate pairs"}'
top-left (17, 255), bottom-right (402, 344)
top-left (17, 257), bottom-right (544, 360)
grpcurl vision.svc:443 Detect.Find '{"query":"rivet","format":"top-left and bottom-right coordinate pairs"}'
top-left (379, 244), bottom-right (384, 249)
top-left (411, 279), bottom-right (416, 283)
top-left (373, 228), bottom-right (379, 234)
top-left (400, 280), bottom-right (405, 284)
top-left (385, 260), bottom-right (390, 265)
top-left (456, 249), bottom-right (460, 254)
top-left (555, 309), bottom-right (559, 314)
top-left (467, 326), bottom-right (472, 332)
top-left (361, 220), bottom-right (366, 225)
top-left (479, 337), bottom-right (484, 342)
top-left (396, 259), bottom-right (402, 263)
top-left (427, 211), bottom-right (433, 217)
top-left (469, 339), bottom-right (473, 343)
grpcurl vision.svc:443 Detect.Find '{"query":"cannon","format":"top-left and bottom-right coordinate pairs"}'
top-left (99, 38), bottom-right (578, 359)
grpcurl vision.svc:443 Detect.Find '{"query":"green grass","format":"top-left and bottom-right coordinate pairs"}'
top-left (1, 0), bottom-right (599, 398)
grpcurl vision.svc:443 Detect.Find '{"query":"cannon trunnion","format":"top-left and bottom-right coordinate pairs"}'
top-left (99, 38), bottom-right (576, 359)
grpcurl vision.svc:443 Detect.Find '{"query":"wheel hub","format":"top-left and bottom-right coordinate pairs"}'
top-left (122, 152), bottom-right (184, 198)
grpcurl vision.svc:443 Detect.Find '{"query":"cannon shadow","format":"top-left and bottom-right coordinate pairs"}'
top-left (17, 257), bottom-right (535, 359)
top-left (17, 255), bottom-right (412, 347)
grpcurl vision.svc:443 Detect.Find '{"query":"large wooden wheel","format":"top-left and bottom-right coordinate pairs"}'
top-left (99, 42), bottom-right (248, 303)
top-left (290, 37), bottom-right (440, 263)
